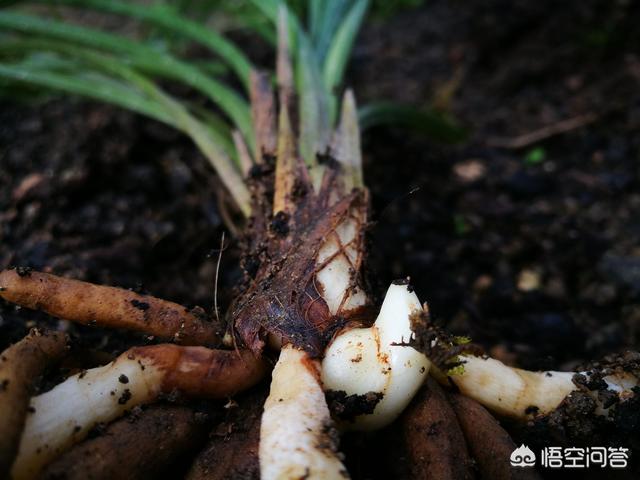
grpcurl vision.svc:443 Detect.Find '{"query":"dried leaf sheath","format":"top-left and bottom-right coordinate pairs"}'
top-left (232, 184), bottom-right (369, 357)
top-left (231, 9), bottom-right (370, 358)
top-left (332, 90), bottom-right (364, 190)
top-left (249, 70), bottom-right (277, 158)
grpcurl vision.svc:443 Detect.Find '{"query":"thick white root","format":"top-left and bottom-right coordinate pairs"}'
top-left (11, 357), bottom-right (163, 480)
top-left (448, 354), bottom-right (639, 418)
top-left (321, 283), bottom-right (430, 430)
top-left (260, 345), bottom-right (349, 480)
top-left (11, 345), bottom-right (264, 480)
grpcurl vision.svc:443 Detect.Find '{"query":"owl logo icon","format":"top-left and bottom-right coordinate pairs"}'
top-left (510, 444), bottom-right (536, 467)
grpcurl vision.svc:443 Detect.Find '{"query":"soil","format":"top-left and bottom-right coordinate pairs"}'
top-left (1, 0), bottom-right (639, 478)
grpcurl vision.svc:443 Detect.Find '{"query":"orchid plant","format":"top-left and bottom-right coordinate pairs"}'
top-left (0, 1), bottom-right (638, 479)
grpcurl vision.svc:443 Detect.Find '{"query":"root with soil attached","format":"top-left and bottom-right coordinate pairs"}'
top-left (0, 1), bottom-right (638, 479)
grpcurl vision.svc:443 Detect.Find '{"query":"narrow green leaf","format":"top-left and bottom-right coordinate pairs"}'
top-left (247, 0), bottom-right (279, 21)
top-left (323, 0), bottom-right (369, 121)
top-left (186, 102), bottom-right (237, 160)
top-left (0, 63), bottom-right (173, 124)
top-left (0, 12), bottom-right (255, 152)
top-left (314, 0), bottom-right (351, 63)
top-left (39, 0), bottom-right (253, 88)
top-left (296, 29), bottom-right (330, 167)
top-left (0, 44), bottom-right (251, 215)
top-left (308, 0), bottom-right (322, 40)
top-left (247, 0), bottom-right (298, 52)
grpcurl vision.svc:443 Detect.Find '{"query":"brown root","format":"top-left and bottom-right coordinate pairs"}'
top-left (0, 269), bottom-right (219, 346)
top-left (400, 378), bottom-right (474, 480)
top-left (40, 404), bottom-right (212, 480)
top-left (130, 344), bottom-right (269, 398)
top-left (0, 328), bottom-right (68, 477)
top-left (186, 388), bottom-right (266, 480)
top-left (11, 345), bottom-right (267, 479)
top-left (449, 393), bottom-right (542, 480)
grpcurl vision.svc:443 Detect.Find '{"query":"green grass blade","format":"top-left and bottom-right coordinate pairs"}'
top-left (0, 11), bottom-right (149, 58)
top-left (358, 102), bottom-right (469, 144)
top-left (0, 63), bottom-right (173, 124)
top-left (313, 0), bottom-right (351, 63)
top-left (247, 0), bottom-right (278, 20)
top-left (296, 31), bottom-right (330, 166)
top-left (0, 12), bottom-right (255, 152)
top-left (247, 0), bottom-right (297, 48)
top-left (308, 0), bottom-right (322, 40)
top-left (0, 43), bottom-right (251, 214)
top-left (185, 101), bottom-right (237, 160)
top-left (323, 0), bottom-right (369, 118)
top-left (39, 0), bottom-right (253, 88)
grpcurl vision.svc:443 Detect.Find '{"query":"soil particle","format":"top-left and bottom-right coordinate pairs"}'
top-left (126, 405), bottom-right (143, 423)
top-left (117, 388), bottom-right (132, 405)
top-left (130, 299), bottom-right (150, 311)
top-left (243, 255), bottom-right (261, 279)
top-left (15, 266), bottom-right (32, 277)
top-left (270, 211), bottom-right (290, 236)
top-left (291, 179), bottom-right (308, 200)
top-left (325, 390), bottom-right (384, 422)
top-left (316, 152), bottom-right (339, 168)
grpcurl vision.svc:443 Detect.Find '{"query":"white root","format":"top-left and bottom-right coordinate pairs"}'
top-left (322, 283), bottom-right (431, 430)
top-left (11, 355), bottom-right (164, 480)
top-left (260, 344), bottom-right (349, 480)
top-left (11, 346), bottom-right (264, 480)
top-left (446, 354), bottom-right (639, 419)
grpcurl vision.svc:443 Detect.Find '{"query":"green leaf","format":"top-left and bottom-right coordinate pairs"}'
top-left (37, 0), bottom-right (253, 88)
top-left (296, 25), bottom-right (330, 166)
top-left (308, 0), bottom-right (322, 39)
top-left (0, 63), bottom-right (174, 124)
top-left (0, 43), bottom-right (251, 215)
top-left (311, 0), bottom-right (352, 64)
top-left (0, 12), bottom-right (255, 152)
top-left (358, 102), bottom-right (468, 144)
top-left (323, 0), bottom-right (369, 121)
top-left (247, 0), bottom-right (300, 55)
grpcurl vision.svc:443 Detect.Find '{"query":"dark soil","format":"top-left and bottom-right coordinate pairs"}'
top-left (1, 0), bottom-right (639, 478)
top-left (357, 0), bottom-right (640, 371)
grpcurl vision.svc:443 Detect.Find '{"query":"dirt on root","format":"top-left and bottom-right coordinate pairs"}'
top-left (1, 0), bottom-right (639, 478)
